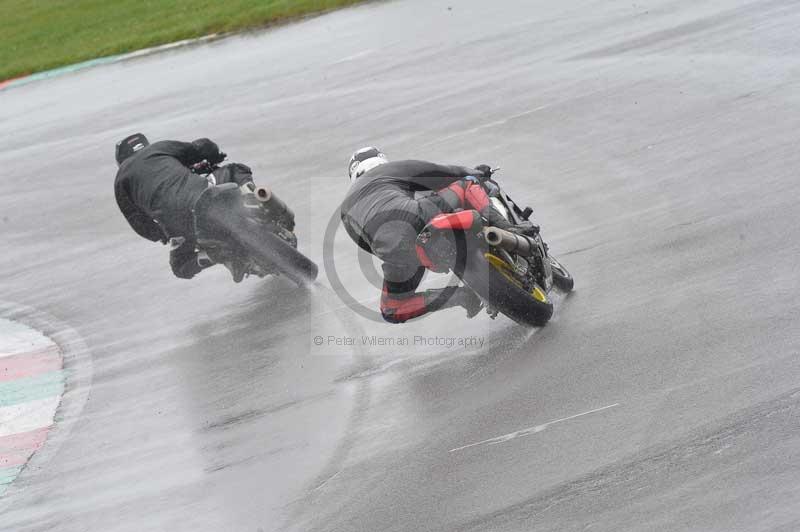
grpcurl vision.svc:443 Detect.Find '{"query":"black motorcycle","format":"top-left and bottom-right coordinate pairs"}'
top-left (415, 169), bottom-right (573, 326)
top-left (189, 160), bottom-right (318, 285)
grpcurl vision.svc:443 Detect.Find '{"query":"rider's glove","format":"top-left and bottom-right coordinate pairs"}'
top-left (192, 138), bottom-right (224, 164)
top-left (509, 221), bottom-right (540, 237)
top-left (168, 236), bottom-right (187, 251)
top-left (473, 164), bottom-right (493, 180)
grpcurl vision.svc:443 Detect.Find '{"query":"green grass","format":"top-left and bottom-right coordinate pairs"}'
top-left (0, 0), bottom-right (365, 80)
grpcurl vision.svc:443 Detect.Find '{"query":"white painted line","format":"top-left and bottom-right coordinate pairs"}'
top-left (333, 49), bottom-right (374, 64)
top-left (448, 403), bottom-right (620, 453)
top-left (0, 318), bottom-right (55, 358)
top-left (349, 358), bottom-right (408, 379)
top-left (123, 34), bottom-right (220, 60)
top-left (312, 470), bottom-right (341, 491)
top-left (423, 105), bottom-right (552, 147)
top-left (0, 396), bottom-right (61, 438)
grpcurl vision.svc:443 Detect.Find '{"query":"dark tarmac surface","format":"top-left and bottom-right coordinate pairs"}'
top-left (2, 0), bottom-right (800, 530)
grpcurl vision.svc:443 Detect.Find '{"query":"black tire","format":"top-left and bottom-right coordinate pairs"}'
top-left (459, 250), bottom-right (553, 327)
top-left (549, 255), bottom-right (574, 292)
top-left (239, 230), bottom-right (318, 286)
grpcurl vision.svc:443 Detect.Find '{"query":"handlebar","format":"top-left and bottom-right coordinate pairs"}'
top-left (191, 153), bottom-right (227, 175)
top-left (474, 166), bottom-right (500, 185)
top-left (191, 161), bottom-right (215, 174)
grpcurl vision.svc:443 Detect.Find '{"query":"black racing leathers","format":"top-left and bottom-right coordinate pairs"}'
top-left (340, 160), bottom-right (485, 322)
top-left (114, 140), bottom-right (215, 243)
top-left (114, 139), bottom-right (253, 280)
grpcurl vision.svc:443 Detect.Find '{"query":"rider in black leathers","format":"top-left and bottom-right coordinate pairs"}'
top-left (341, 147), bottom-right (535, 323)
top-left (113, 133), bottom-right (252, 280)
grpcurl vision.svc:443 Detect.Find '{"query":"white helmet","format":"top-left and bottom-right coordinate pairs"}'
top-left (348, 146), bottom-right (388, 182)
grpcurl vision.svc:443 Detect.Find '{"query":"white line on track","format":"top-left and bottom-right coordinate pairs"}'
top-left (448, 403), bottom-right (620, 453)
top-left (333, 49), bottom-right (375, 64)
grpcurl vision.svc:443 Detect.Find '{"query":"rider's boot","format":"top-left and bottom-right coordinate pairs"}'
top-left (424, 286), bottom-right (483, 318)
top-left (224, 260), bottom-right (247, 283)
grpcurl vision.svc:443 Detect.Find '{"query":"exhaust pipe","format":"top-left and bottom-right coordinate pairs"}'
top-left (255, 186), bottom-right (295, 222)
top-left (483, 226), bottom-right (535, 256)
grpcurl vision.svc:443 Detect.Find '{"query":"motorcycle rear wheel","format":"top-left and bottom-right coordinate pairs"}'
top-left (460, 251), bottom-right (553, 327)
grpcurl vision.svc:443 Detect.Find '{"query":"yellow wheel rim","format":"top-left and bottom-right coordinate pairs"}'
top-left (530, 285), bottom-right (548, 303)
top-left (484, 253), bottom-right (548, 303)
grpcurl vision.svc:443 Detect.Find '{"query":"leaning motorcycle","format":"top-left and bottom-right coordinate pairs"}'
top-left (189, 160), bottom-right (318, 285)
top-left (415, 169), bottom-right (573, 326)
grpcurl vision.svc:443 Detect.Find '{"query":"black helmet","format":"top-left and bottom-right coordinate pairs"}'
top-left (115, 133), bottom-right (149, 166)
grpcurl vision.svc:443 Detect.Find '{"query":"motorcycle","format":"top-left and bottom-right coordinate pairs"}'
top-left (189, 159), bottom-right (318, 286)
top-left (415, 169), bottom-right (573, 326)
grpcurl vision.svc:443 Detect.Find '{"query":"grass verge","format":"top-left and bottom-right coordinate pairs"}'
top-left (0, 0), bottom-right (365, 81)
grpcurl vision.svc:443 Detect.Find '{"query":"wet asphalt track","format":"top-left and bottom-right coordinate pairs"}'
top-left (2, 0), bottom-right (800, 530)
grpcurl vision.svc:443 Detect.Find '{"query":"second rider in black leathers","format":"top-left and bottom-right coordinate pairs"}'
top-left (113, 133), bottom-right (255, 281)
top-left (340, 147), bottom-right (535, 323)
